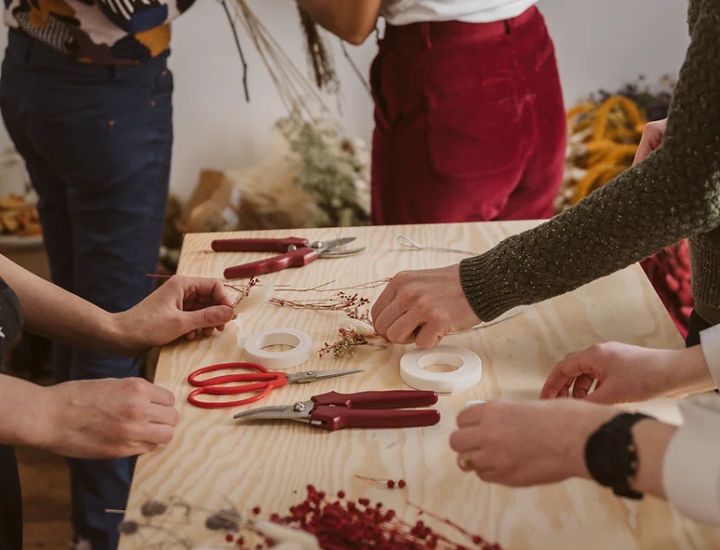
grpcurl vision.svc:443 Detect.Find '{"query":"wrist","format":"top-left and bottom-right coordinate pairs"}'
top-left (664, 347), bottom-right (715, 398)
top-left (108, 311), bottom-right (141, 357)
top-left (630, 419), bottom-right (676, 497)
top-left (24, 385), bottom-right (62, 450)
top-left (570, 406), bottom-right (617, 480)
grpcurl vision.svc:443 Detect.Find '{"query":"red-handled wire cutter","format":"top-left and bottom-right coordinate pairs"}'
top-left (232, 390), bottom-right (441, 431)
top-left (211, 236), bottom-right (365, 280)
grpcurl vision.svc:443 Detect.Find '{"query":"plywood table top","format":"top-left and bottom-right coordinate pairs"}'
top-left (119, 221), bottom-right (720, 550)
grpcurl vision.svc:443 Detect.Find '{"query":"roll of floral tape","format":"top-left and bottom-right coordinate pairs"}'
top-left (400, 346), bottom-right (482, 394)
top-left (243, 328), bottom-right (314, 370)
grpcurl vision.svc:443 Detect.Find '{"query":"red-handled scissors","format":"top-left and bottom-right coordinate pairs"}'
top-left (187, 362), bottom-right (363, 409)
top-left (211, 236), bottom-right (365, 280)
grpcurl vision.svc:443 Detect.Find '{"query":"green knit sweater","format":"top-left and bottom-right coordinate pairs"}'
top-left (460, 0), bottom-right (720, 322)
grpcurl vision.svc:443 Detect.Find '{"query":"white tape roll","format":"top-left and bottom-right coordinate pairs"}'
top-left (243, 328), bottom-right (313, 370)
top-left (400, 346), bottom-right (482, 394)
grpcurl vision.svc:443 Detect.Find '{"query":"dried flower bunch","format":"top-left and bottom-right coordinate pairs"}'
top-left (275, 111), bottom-right (371, 227)
top-left (118, 486), bottom-right (506, 550)
top-left (270, 292), bottom-right (370, 315)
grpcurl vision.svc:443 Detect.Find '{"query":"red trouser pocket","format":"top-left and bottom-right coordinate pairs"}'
top-left (425, 80), bottom-right (527, 179)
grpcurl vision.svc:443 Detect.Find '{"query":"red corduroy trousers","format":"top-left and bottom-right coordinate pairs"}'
top-left (370, 6), bottom-right (567, 224)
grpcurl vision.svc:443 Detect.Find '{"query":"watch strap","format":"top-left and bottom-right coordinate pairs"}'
top-left (585, 412), bottom-right (650, 500)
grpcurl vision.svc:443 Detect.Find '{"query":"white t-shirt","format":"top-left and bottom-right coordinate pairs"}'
top-left (380, 0), bottom-right (538, 25)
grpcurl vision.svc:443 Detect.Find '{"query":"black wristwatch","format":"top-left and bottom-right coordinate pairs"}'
top-left (584, 412), bottom-right (651, 500)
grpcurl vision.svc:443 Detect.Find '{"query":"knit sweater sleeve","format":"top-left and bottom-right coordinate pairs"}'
top-left (459, 0), bottom-right (720, 321)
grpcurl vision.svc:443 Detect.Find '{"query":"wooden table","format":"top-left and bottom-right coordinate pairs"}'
top-left (119, 222), bottom-right (720, 550)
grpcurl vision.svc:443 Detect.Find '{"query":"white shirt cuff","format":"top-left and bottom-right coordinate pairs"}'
top-left (662, 395), bottom-right (720, 526)
top-left (699, 324), bottom-right (720, 387)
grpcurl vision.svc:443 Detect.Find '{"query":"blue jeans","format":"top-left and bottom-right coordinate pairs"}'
top-left (0, 30), bottom-right (173, 549)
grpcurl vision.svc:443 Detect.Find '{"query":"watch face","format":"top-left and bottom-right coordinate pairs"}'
top-left (586, 429), bottom-right (632, 487)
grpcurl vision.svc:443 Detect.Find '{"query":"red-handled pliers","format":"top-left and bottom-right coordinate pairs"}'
top-left (233, 390), bottom-right (441, 431)
top-left (211, 236), bottom-right (364, 280)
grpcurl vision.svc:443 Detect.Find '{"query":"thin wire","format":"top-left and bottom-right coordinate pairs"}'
top-left (397, 235), bottom-right (479, 256)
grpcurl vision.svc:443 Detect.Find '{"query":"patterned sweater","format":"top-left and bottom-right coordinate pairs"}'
top-left (460, 0), bottom-right (720, 323)
top-left (3, 0), bottom-right (196, 64)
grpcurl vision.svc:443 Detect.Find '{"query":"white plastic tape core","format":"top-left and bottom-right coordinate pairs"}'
top-left (400, 346), bottom-right (482, 394)
top-left (243, 329), bottom-right (313, 370)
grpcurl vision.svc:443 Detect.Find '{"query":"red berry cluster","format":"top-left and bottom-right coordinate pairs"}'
top-left (263, 485), bottom-right (505, 550)
top-left (355, 475), bottom-right (407, 489)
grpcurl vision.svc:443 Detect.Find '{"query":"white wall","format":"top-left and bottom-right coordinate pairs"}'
top-left (0, 0), bottom-right (691, 199)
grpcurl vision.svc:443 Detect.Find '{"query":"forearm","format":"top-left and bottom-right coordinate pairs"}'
top-left (460, 2), bottom-right (720, 321)
top-left (0, 255), bottom-right (125, 356)
top-left (296, 0), bottom-right (382, 45)
top-left (0, 375), bottom-right (52, 448)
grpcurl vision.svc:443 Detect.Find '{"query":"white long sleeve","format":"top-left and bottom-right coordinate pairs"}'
top-left (662, 325), bottom-right (720, 527)
top-left (700, 323), bottom-right (720, 386)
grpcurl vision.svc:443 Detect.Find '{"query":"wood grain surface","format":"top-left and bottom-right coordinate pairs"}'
top-left (119, 222), bottom-right (720, 550)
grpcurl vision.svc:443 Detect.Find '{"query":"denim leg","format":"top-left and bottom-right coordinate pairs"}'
top-left (0, 31), bottom-right (173, 549)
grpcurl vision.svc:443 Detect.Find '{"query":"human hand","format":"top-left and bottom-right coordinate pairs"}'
top-left (39, 378), bottom-right (179, 459)
top-left (371, 265), bottom-right (480, 348)
top-left (115, 275), bottom-right (235, 356)
top-left (633, 118), bottom-right (667, 165)
top-left (449, 400), bottom-right (615, 487)
top-left (540, 342), bottom-right (713, 404)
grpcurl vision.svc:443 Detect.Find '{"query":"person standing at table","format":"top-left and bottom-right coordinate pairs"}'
top-left (0, 0), bottom-right (197, 547)
top-left (370, 0), bottom-right (720, 349)
top-left (295, 0), bottom-right (567, 225)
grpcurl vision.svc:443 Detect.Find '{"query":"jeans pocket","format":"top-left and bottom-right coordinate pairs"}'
top-left (29, 115), bottom-right (156, 190)
top-left (425, 80), bottom-right (527, 179)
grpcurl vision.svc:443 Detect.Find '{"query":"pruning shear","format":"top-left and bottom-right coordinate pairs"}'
top-left (233, 390), bottom-right (441, 431)
top-left (187, 362), bottom-right (363, 409)
top-left (211, 236), bottom-right (365, 280)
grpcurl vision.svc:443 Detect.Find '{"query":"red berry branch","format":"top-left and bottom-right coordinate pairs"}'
top-left (118, 486), bottom-right (506, 550)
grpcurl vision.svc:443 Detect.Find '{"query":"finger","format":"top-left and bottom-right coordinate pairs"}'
top-left (216, 324), bottom-right (226, 332)
top-left (540, 356), bottom-right (599, 399)
top-left (456, 404), bottom-right (486, 428)
top-left (180, 277), bottom-right (234, 309)
top-left (138, 422), bottom-right (175, 446)
top-left (373, 298), bottom-right (409, 338)
top-left (414, 321), bottom-right (445, 349)
top-left (449, 426), bottom-right (484, 454)
top-left (146, 385), bottom-right (176, 407)
top-left (183, 305), bottom-right (234, 334)
top-left (147, 403), bottom-right (180, 426)
top-left (202, 327), bottom-right (214, 338)
top-left (571, 374), bottom-right (595, 399)
top-left (118, 442), bottom-right (158, 458)
top-left (385, 311), bottom-right (422, 345)
top-left (185, 331), bottom-right (196, 341)
top-left (371, 284), bottom-right (397, 329)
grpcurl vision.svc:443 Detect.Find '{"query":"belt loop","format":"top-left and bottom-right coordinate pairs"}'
top-left (421, 22), bottom-right (432, 49)
top-left (504, 20), bottom-right (511, 35)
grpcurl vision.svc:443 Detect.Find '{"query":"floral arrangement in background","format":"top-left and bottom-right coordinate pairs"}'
top-left (560, 76), bottom-right (692, 336)
top-left (276, 110), bottom-right (371, 227)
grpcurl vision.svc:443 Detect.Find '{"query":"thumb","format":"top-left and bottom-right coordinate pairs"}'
top-left (183, 305), bottom-right (234, 331)
top-left (583, 383), bottom-right (617, 405)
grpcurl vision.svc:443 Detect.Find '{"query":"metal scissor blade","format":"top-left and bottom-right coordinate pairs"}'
top-left (320, 246), bottom-right (366, 258)
top-left (313, 369), bottom-right (364, 381)
top-left (233, 401), bottom-right (312, 422)
top-left (312, 237), bottom-right (356, 254)
top-left (286, 369), bottom-right (363, 384)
